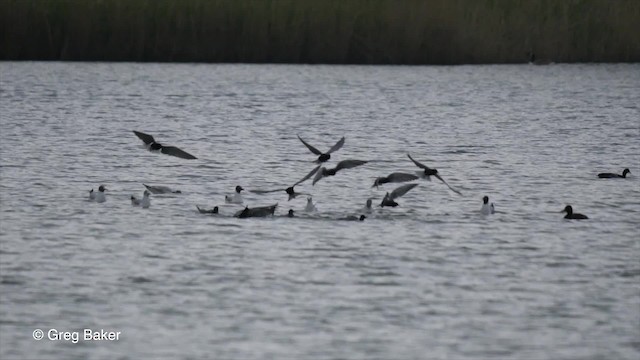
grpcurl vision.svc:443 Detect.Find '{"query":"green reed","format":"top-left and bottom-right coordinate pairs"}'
top-left (1, 0), bottom-right (638, 63)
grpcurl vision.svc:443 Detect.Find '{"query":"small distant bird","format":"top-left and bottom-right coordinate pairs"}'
top-left (312, 159), bottom-right (368, 185)
top-left (372, 172), bottom-right (418, 188)
top-left (362, 198), bottom-right (374, 213)
top-left (225, 186), bottom-right (244, 204)
top-left (90, 185), bottom-right (107, 203)
top-left (196, 206), bottom-right (219, 214)
top-left (598, 168), bottom-right (630, 178)
top-left (235, 204), bottom-right (278, 218)
top-left (287, 209), bottom-right (295, 218)
top-left (297, 135), bottom-right (345, 163)
top-left (380, 183), bottom-right (419, 207)
top-left (131, 190), bottom-right (151, 208)
top-left (562, 205), bottom-right (588, 220)
top-left (250, 165), bottom-right (320, 201)
top-left (133, 130), bottom-right (197, 160)
top-left (407, 154), bottom-right (462, 195)
top-left (480, 196), bottom-right (495, 215)
top-left (143, 184), bottom-right (182, 194)
top-left (304, 197), bottom-right (318, 212)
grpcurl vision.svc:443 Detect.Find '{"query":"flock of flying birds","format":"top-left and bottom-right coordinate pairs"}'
top-left (87, 131), bottom-right (632, 221)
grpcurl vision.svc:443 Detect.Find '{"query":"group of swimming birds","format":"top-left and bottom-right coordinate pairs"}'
top-left (87, 131), bottom-right (632, 221)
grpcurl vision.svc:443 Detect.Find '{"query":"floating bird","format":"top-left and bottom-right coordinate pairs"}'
top-left (131, 190), bottom-right (151, 208)
top-left (143, 184), bottom-right (182, 194)
top-left (90, 185), bottom-right (107, 203)
top-left (480, 196), bottom-right (495, 215)
top-left (297, 135), bottom-right (345, 163)
top-left (287, 209), bottom-right (295, 218)
top-left (250, 165), bottom-right (320, 201)
top-left (304, 197), bottom-right (318, 212)
top-left (407, 154), bottom-right (462, 195)
top-left (372, 172), bottom-right (418, 188)
top-left (562, 205), bottom-right (588, 220)
top-left (380, 183), bottom-right (419, 207)
top-left (225, 186), bottom-right (244, 204)
top-left (312, 160), bottom-right (368, 185)
top-left (141, 191), bottom-right (151, 208)
top-left (235, 204), bottom-right (278, 218)
top-left (598, 168), bottom-right (630, 178)
top-left (361, 198), bottom-right (374, 213)
top-left (133, 130), bottom-right (197, 160)
top-left (196, 206), bottom-right (219, 214)
top-left (341, 214), bottom-right (367, 221)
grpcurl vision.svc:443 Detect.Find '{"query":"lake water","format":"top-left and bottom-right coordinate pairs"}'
top-left (0, 62), bottom-right (639, 360)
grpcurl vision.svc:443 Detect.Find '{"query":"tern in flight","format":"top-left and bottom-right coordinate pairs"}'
top-left (250, 165), bottom-right (321, 200)
top-left (380, 183), bottom-right (419, 207)
top-left (312, 160), bottom-right (368, 185)
top-left (407, 154), bottom-right (461, 195)
top-left (297, 135), bottom-right (345, 163)
top-left (133, 130), bottom-right (197, 160)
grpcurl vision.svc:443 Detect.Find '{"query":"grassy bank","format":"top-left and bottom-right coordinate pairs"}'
top-left (1, 0), bottom-right (638, 64)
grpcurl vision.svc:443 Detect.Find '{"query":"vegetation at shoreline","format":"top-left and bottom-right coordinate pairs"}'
top-left (1, 0), bottom-right (638, 64)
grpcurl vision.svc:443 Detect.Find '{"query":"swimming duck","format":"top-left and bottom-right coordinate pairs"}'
top-left (197, 206), bottom-right (219, 214)
top-left (235, 204), bottom-right (278, 218)
top-left (562, 205), bottom-right (588, 220)
top-left (598, 168), bottom-right (630, 178)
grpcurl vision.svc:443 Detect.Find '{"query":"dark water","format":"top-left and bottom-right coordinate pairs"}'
top-left (0, 62), bottom-right (639, 359)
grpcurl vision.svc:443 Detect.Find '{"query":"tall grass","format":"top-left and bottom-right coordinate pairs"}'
top-left (1, 0), bottom-right (638, 63)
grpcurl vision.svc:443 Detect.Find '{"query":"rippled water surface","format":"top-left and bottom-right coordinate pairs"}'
top-left (1, 62), bottom-right (639, 360)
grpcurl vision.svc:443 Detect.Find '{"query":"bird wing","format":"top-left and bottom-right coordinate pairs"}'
top-left (294, 165), bottom-right (321, 186)
top-left (388, 172), bottom-right (419, 183)
top-left (249, 188), bottom-right (285, 194)
top-left (297, 135), bottom-right (322, 155)
top-left (389, 183), bottom-right (419, 200)
top-left (160, 146), bottom-right (197, 159)
top-left (407, 153), bottom-right (428, 169)
top-left (326, 136), bottom-right (345, 154)
top-left (434, 174), bottom-right (462, 195)
top-left (312, 167), bottom-right (326, 185)
top-left (133, 130), bottom-right (155, 145)
top-left (335, 159), bottom-right (368, 172)
top-left (142, 184), bottom-right (157, 193)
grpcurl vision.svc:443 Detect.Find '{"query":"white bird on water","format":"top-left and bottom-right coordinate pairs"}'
top-left (480, 196), bottom-right (495, 215)
top-left (362, 198), bottom-right (374, 214)
top-left (304, 197), bottom-right (318, 212)
top-left (90, 185), bottom-right (107, 203)
top-left (131, 190), bottom-right (151, 208)
top-left (225, 186), bottom-right (244, 204)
